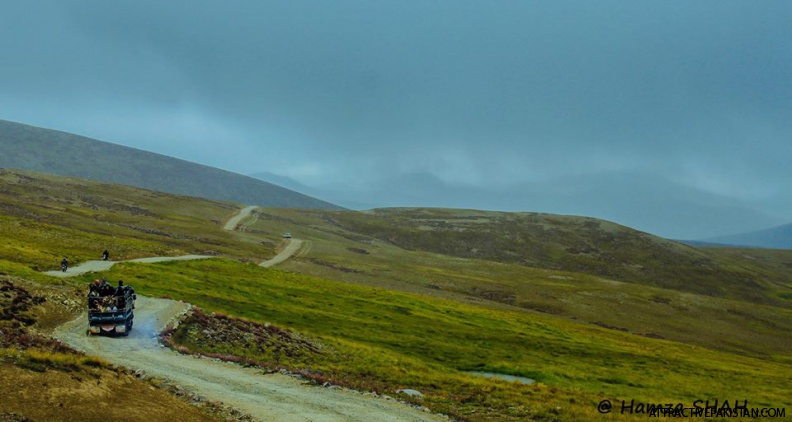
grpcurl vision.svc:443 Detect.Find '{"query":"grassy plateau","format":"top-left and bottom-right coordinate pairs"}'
top-left (1, 169), bottom-right (791, 421)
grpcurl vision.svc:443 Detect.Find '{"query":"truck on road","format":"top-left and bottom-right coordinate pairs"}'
top-left (87, 283), bottom-right (136, 336)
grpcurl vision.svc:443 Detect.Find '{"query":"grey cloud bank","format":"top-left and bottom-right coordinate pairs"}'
top-left (1, 1), bottom-right (790, 238)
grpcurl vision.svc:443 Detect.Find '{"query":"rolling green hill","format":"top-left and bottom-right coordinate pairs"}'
top-left (0, 119), bottom-right (342, 210)
top-left (239, 207), bottom-right (792, 358)
top-left (261, 207), bottom-right (792, 308)
top-left (0, 169), bottom-right (272, 270)
top-left (1, 170), bottom-right (791, 421)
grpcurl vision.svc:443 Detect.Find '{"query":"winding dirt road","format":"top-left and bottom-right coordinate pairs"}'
top-left (54, 297), bottom-right (444, 422)
top-left (223, 205), bottom-right (259, 231)
top-left (260, 239), bottom-right (304, 268)
top-left (50, 206), bottom-right (444, 421)
top-left (45, 255), bottom-right (214, 277)
top-left (222, 205), bottom-right (306, 268)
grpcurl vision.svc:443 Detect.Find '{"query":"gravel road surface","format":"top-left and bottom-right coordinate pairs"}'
top-left (44, 255), bottom-right (214, 277)
top-left (54, 297), bottom-right (445, 422)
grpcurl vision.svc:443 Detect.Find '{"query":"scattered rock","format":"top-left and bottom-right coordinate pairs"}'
top-left (397, 389), bottom-right (423, 398)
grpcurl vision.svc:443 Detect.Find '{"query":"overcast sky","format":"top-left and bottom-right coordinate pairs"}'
top-left (1, 1), bottom-right (791, 231)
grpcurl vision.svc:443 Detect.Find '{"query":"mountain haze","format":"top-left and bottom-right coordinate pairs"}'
top-left (0, 119), bottom-right (342, 210)
top-left (253, 170), bottom-right (782, 239)
top-left (703, 223), bottom-right (792, 249)
top-left (249, 171), bottom-right (379, 210)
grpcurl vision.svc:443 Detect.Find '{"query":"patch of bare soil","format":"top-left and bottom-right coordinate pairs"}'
top-left (0, 279), bottom-right (71, 352)
top-left (163, 309), bottom-right (330, 369)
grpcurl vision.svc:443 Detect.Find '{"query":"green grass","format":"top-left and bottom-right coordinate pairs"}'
top-left (246, 208), bottom-right (792, 360)
top-left (0, 170), bottom-right (272, 269)
top-left (69, 258), bottom-right (792, 420)
top-left (260, 207), bottom-right (792, 307)
top-left (0, 347), bottom-right (107, 373)
top-left (2, 170), bottom-right (791, 421)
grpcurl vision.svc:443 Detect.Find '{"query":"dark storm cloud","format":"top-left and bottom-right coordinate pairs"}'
top-left (1, 1), bottom-right (791, 233)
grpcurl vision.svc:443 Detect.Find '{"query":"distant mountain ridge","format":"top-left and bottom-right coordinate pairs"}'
top-left (0, 119), bottom-right (342, 210)
top-left (253, 170), bottom-right (783, 239)
top-left (702, 223), bottom-right (792, 249)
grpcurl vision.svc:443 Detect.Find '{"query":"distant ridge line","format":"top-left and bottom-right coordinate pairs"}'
top-left (0, 119), bottom-right (343, 210)
top-left (699, 222), bottom-right (792, 250)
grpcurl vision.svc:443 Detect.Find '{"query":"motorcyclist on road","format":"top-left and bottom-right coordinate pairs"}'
top-left (60, 257), bottom-right (68, 272)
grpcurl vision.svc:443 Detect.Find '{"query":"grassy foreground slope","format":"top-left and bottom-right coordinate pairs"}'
top-left (1, 170), bottom-right (790, 421)
top-left (67, 258), bottom-right (792, 421)
top-left (0, 278), bottom-right (233, 422)
top-left (0, 169), bottom-right (277, 421)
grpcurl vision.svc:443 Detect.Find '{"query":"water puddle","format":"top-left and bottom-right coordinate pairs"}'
top-left (466, 371), bottom-right (535, 384)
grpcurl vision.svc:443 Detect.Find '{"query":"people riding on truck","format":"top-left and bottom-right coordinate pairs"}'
top-left (89, 280), bottom-right (100, 297)
top-left (98, 278), bottom-right (113, 296)
top-left (86, 278), bottom-right (136, 336)
top-left (115, 280), bottom-right (125, 296)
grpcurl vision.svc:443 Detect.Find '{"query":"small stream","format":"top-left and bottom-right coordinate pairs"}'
top-left (467, 371), bottom-right (535, 384)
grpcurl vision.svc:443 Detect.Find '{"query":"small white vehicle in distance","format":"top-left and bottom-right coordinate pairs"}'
top-left (283, 232), bottom-right (292, 239)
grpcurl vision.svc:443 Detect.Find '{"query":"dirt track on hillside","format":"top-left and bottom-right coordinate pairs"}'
top-left (54, 297), bottom-right (444, 422)
top-left (51, 206), bottom-right (444, 421)
top-left (260, 239), bottom-right (304, 268)
top-left (223, 205), bottom-right (305, 268)
top-left (45, 255), bottom-right (214, 277)
top-left (224, 205), bottom-right (258, 231)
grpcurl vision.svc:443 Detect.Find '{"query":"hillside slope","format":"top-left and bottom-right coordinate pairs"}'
top-left (314, 207), bottom-right (791, 306)
top-left (0, 169), bottom-right (276, 269)
top-left (0, 119), bottom-right (342, 210)
top-left (1, 171), bottom-right (791, 421)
